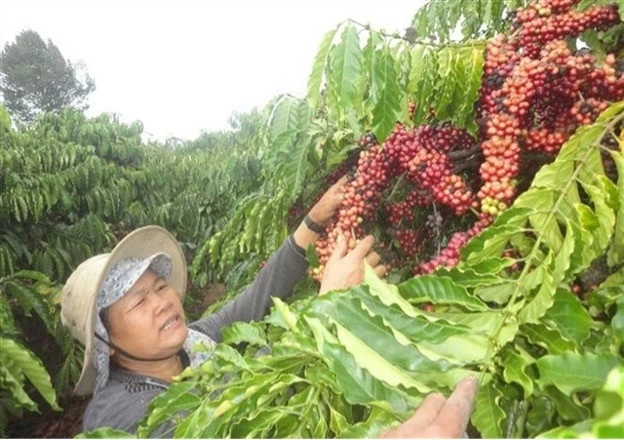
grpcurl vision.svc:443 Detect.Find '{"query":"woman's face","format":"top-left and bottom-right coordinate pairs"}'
top-left (106, 270), bottom-right (188, 360)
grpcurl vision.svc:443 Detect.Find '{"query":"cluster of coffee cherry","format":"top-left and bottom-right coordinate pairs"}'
top-left (415, 213), bottom-right (493, 274)
top-left (386, 188), bottom-right (433, 224)
top-left (513, 1), bottom-right (619, 57)
top-left (477, 1), bottom-right (623, 212)
top-left (395, 228), bottom-right (421, 258)
top-left (310, 0), bottom-right (623, 281)
top-left (313, 123), bottom-right (479, 279)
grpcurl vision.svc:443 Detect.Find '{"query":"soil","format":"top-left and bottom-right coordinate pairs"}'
top-left (7, 396), bottom-right (90, 439)
top-left (185, 283), bottom-right (226, 320)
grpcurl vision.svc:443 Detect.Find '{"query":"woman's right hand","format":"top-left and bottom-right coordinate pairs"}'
top-left (379, 376), bottom-right (479, 438)
top-left (319, 235), bottom-right (387, 296)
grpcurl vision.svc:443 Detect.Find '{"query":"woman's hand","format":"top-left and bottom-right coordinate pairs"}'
top-left (319, 235), bottom-right (387, 295)
top-left (293, 176), bottom-right (348, 251)
top-left (379, 377), bottom-right (479, 439)
top-left (308, 176), bottom-right (347, 225)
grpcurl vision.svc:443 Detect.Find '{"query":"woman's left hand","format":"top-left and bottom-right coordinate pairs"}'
top-left (308, 176), bottom-right (348, 225)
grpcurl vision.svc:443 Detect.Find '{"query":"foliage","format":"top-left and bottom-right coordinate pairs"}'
top-left (0, 270), bottom-right (75, 436)
top-left (0, 30), bottom-right (95, 123)
top-left (306, 22), bottom-right (486, 137)
top-left (538, 365), bottom-right (624, 438)
top-left (0, 105), bottom-right (263, 284)
top-left (104, 104), bottom-right (624, 438)
top-left (409, 0), bottom-right (529, 43)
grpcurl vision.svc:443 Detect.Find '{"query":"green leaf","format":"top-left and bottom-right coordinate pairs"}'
top-left (608, 151), bottom-right (624, 266)
top-left (328, 25), bottom-right (363, 120)
top-left (437, 265), bottom-right (505, 288)
top-left (544, 385), bottom-right (591, 422)
top-left (328, 405), bottom-right (349, 437)
top-left (542, 289), bottom-right (591, 344)
top-left (280, 130), bottom-right (313, 200)
top-left (432, 47), bottom-right (457, 120)
top-left (0, 337), bottom-right (60, 410)
top-left (11, 270), bottom-right (50, 282)
top-left (538, 419), bottom-right (594, 439)
top-left (353, 287), bottom-right (472, 344)
top-left (409, 47), bottom-right (437, 124)
top-left (230, 407), bottom-right (286, 438)
top-left (307, 292), bottom-right (446, 378)
top-left (305, 243), bottom-right (319, 268)
top-left (307, 26), bottom-right (338, 109)
top-left (536, 353), bottom-right (622, 395)
top-left (221, 322), bottom-right (267, 346)
top-left (463, 225), bottom-right (515, 264)
top-left (399, 275), bottom-right (489, 311)
top-left (474, 281), bottom-right (516, 304)
top-left (138, 381), bottom-right (198, 437)
top-left (515, 189), bottom-right (564, 253)
top-left (0, 361), bottom-right (36, 410)
top-left (501, 346), bottom-right (534, 397)
top-left (306, 318), bottom-right (416, 414)
top-left (6, 280), bottom-right (54, 330)
top-left (407, 45), bottom-right (426, 98)
top-left (364, 31), bottom-right (384, 110)
top-left (552, 218), bottom-right (580, 285)
top-left (518, 269), bottom-right (554, 324)
top-left (371, 45), bottom-right (401, 142)
top-left (271, 297), bottom-right (298, 332)
top-left (457, 44), bottom-right (484, 131)
top-left (617, 0), bottom-right (624, 23)
top-left (338, 407), bottom-right (398, 438)
top-left (522, 323), bottom-right (576, 355)
top-left (468, 256), bottom-right (517, 275)
top-left (526, 395), bottom-right (557, 437)
top-left (613, 296), bottom-right (624, 341)
top-left (269, 96), bottom-right (300, 143)
top-left (594, 365), bottom-right (624, 423)
top-left (581, 181), bottom-right (616, 259)
top-left (471, 380), bottom-right (505, 438)
top-left (364, 264), bottom-right (418, 317)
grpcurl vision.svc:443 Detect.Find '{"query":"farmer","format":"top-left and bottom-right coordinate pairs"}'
top-left (61, 178), bottom-right (477, 437)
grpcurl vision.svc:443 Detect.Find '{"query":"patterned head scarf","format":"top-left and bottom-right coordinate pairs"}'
top-left (92, 253), bottom-right (214, 393)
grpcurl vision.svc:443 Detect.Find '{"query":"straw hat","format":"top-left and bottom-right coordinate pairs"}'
top-left (60, 225), bottom-right (187, 396)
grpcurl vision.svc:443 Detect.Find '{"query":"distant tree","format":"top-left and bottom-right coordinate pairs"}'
top-left (165, 136), bottom-right (184, 149)
top-left (0, 30), bottom-right (95, 123)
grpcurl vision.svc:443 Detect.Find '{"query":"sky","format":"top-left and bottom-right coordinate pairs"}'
top-left (1, 0), bottom-right (425, 141)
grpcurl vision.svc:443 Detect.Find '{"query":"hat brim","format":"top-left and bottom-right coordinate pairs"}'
top-left (74, 226), bottom-right (187, 396)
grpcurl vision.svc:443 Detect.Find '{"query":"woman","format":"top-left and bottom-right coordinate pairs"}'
top-left (61, 178), bottom-right (477, 437)
top-left (60, 179), bottom-right (381, 432)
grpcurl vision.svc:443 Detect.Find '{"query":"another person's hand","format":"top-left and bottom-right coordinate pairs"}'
top-left (379, 376), bottom-right (479, 439)
top-left (308, 176), bottom-right (348, 225)
top-left (319, 235), bottom-right (387, 295)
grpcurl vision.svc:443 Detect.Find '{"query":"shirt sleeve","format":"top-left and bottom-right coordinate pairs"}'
top-left (189, 235), bottom-right (308, 342)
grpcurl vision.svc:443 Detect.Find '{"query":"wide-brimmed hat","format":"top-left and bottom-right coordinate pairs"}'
top-left (60, 226), bottom-right (187, 396)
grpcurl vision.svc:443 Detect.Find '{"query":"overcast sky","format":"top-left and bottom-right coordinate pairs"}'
top-left (1, 0), bottom-right (425, 140)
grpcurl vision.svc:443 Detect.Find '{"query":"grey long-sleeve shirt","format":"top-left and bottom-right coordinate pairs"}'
top-left (82, 235), bottom-right (308, 435)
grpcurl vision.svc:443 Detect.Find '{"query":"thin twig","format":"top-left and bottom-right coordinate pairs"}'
top-left (387, 174), bottom-right (406, 202)
top-left (453, 154), bottom-right (483, 174)
top-left (347, 19), bottom-right (485, 48)
top-left (432, 202), bottom-right (441, 255)
top-left (448, 144), bottom-right (482, 160)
